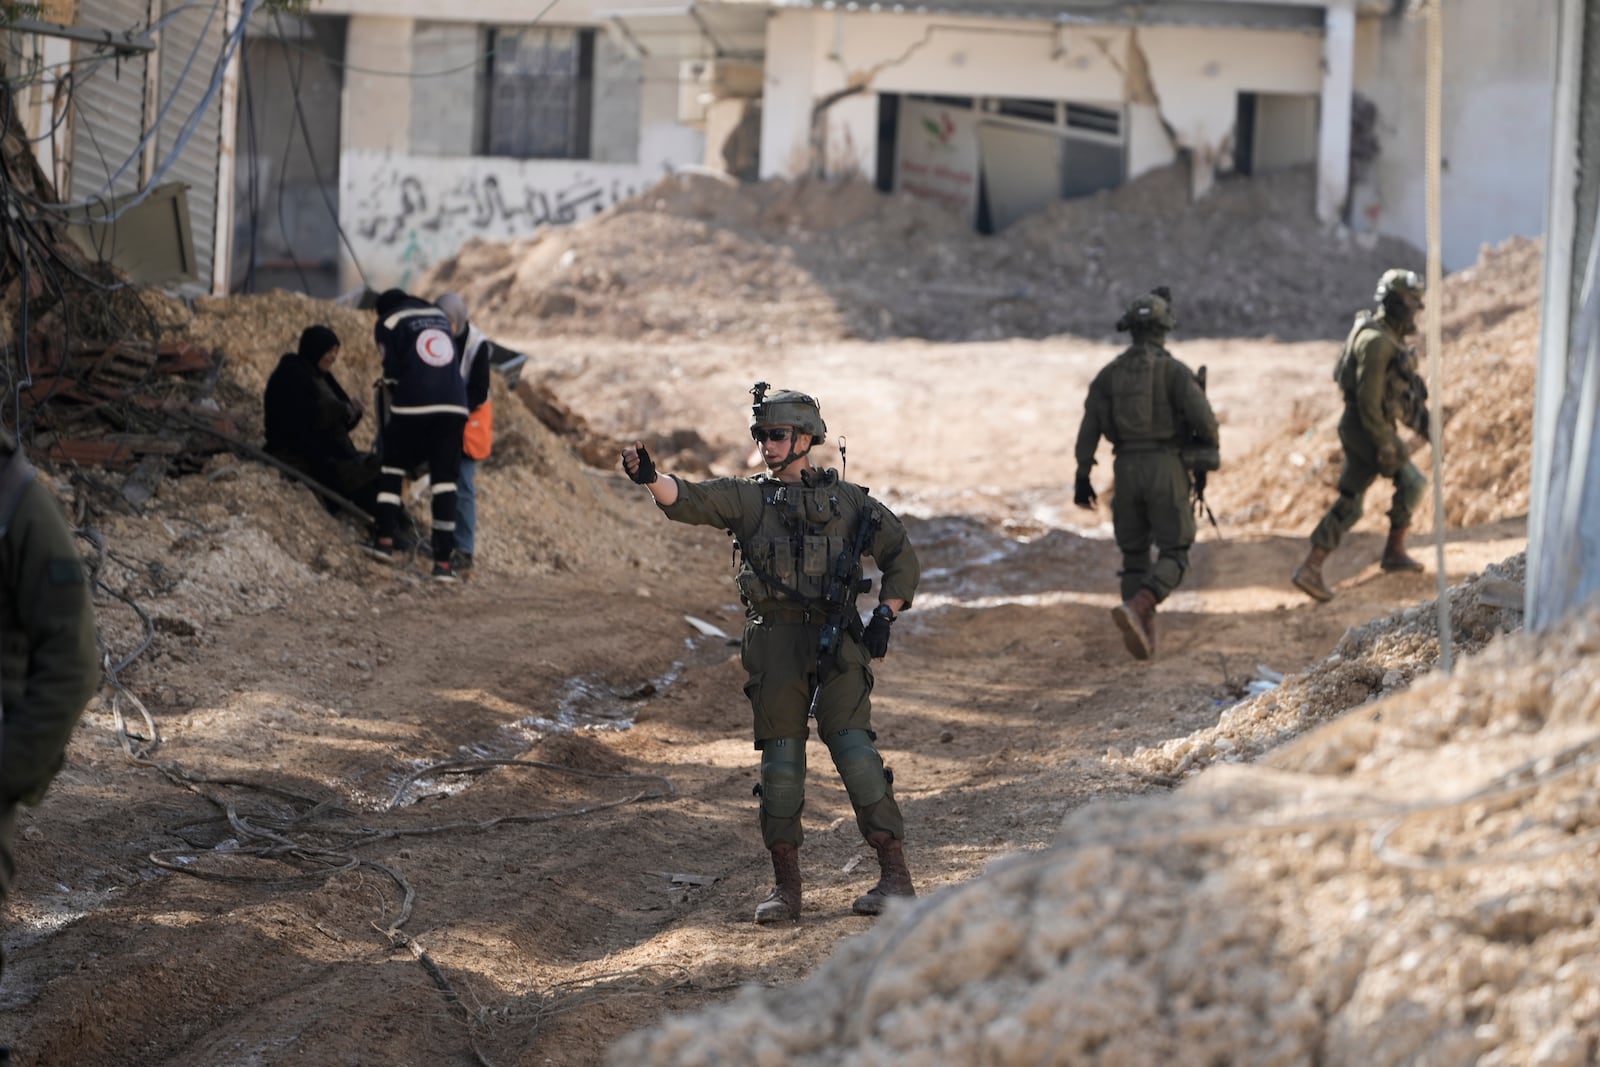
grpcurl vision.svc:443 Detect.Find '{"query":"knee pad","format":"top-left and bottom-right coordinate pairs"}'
top-left (826, 729), bottom-right (889, 808)
top-left (758, 738), bottom-right (807, 819)
top-left (1157, 545), bottom-right (1191, 579)
top-left (1398, 466), bottom-right (1427, 508)
top-left (1333, 491), bottom-right (1364, 524)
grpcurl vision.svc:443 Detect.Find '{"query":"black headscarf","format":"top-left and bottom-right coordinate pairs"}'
top-left (298, 324), bottom-right (340, 363)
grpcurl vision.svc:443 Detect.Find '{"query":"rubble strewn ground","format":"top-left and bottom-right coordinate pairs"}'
top-left (612, 584), bottom-right (1598, 1067)
top-left (1115, 551), bottom-right (1528, 781)
top-left (419, 164), bottom-right (1420, 345)
top-left (0, 172), bottom-right (1552, 1067)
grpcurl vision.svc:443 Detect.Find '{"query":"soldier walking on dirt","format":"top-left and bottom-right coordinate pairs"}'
top-left (621, 385), bottom-right (921, 924)
top-left (1073, 289), bottom-right (1219, 661)
top-left (0, 434), bottom-right (99, 1016)
top-left (1292, 269), bottom-right (1429, 602)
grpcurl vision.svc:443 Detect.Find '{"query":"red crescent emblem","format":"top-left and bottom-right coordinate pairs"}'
top-left (415, 328), bottom-right (454, 367)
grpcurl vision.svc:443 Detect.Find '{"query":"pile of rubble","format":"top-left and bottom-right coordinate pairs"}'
top-left (419, 164), bottom-right (1420, 345)
top-left (83, 290), bottom-right (676, 664)
top-left (612, 552), bottom-right (1600, 1067)
top-left (1115, 552), bottom-right (1527, 780)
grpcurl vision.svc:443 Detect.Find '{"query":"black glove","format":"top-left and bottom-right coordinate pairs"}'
top-left (1073, 474), bottom-right (1098, 510)
top-left (862, 607), bottom-right (894, 658)
top-left (1192, 469), bottom-right (1207, 499)
top-left (625, 445), bottom-right (657, 485)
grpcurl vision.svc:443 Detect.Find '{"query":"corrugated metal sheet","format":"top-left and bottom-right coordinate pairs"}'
top-left (154, 0), bottom-right (226, 286)
top-left (69, 0), bottom-right (151, 204)
top-left (770, 0), bottom-right (1324, 32)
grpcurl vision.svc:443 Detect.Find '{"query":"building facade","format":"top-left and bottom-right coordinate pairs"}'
top-left (9, 0), bottom-right (1557, 292)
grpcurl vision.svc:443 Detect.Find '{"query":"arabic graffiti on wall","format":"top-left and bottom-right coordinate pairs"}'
top-left (342, 151), bottom-right (653, 289)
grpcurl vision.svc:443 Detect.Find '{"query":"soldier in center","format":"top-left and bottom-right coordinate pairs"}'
top-left (622, 385), bottom-right (921, 923)
top-left (1073, 290), bottom-right (1219, 660)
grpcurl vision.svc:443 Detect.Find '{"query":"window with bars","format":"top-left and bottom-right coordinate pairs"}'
top-left (482, 27), bottom-right (595, 160)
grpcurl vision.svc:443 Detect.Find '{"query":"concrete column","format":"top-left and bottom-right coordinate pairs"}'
top-left (339, 15), bottom-right (413, 291)
top-left (343, 16), bottom-right (414, 154)
top-left (1317, 0), bottom-right (1355, 222)
top-left (211, 0), bottom-right (243, 295)
top-left (759, 10), bottom-right (819, 179)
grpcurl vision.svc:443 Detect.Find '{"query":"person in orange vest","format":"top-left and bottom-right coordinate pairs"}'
top-left (436, 293), bottom-right (498, 575)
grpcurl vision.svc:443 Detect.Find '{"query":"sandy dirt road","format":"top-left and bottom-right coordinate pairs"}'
top-left (0, 335), bottom-right (1521, 1067)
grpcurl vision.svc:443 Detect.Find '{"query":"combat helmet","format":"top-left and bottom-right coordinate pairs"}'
top-left (1116, 290), bottom-right (1177, 334)
top-left (1374, 268), bottom-right (1425, 312)
top-left (750, 382), bottom-right (827, 444)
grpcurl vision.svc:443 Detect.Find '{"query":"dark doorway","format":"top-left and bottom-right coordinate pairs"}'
top-left (876, 93), bottom-right (899, 193)
top-left (1235, 92), bottom-right (1258, 176)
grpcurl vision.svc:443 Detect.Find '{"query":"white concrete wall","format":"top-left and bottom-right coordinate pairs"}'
top-left (759, 9), bottom-right (1323, 201)
top-left (1133, 23), bottom-right (1321, 197)
top-left (410, 22), bottom-right (481, 158)
top-left (592, 31), bottom-right (643, 164)
top-left (759, 9), bottom-right (820, 178)
top-left (342, 152), bottom-right (655, 290)
top-left (344, 16), bottom-right (413, 154)
top-left (337, 13), bottom-right (695, 289)
top-left (1354, 0), bottom-right (1556, 268)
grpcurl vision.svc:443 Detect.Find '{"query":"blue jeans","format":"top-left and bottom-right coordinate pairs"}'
top-left (456, 457), bottom-right (478, 555)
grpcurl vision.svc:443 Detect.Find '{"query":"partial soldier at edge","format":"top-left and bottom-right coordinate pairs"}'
top-left (0, 434), bottom-right (99, 1030)
top-left (1292, 268), bottom-right (1430, 602)
top-left (1073, 289), bottom-right (1220, 661)
top-left (621, 385), bottom-right (921, 924)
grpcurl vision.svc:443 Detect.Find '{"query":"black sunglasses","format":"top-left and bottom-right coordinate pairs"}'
top-left (752, 428), bottom-right (793, 443)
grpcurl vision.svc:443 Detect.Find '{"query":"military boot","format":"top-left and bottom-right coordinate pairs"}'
top-left (852, 832), bottom-right (916, 916)
top-left (1292, 546), bottom-right (1335, 602)
top-left (1380, 527), bottom-right (1425, 573)
top-left (754, 842), bottom-right (801, 924)
top-left (1111, 588), bottom-right (1158, 661)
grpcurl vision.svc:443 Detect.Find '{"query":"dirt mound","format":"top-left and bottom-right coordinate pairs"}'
top-left (1116, 552), bottom-right (1527, 780)
top-left (1212, 237), bottom-right (1541, 534)
top-left (611, 561), bottom-right (1599, 1067)
top-left (78, 291), bottom-right (684, 668)
top-left (416, 165), bottom-right (1420, 345)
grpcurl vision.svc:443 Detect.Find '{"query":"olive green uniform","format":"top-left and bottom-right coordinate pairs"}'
top-left (1310, 312), bottom-right (1427, 551)
top-left (0, 452), bottom-right (100, 984)
top-left (661, 468), bottom-right (919, 850)
top-left (1075, 340), bottom-right (1219, 601)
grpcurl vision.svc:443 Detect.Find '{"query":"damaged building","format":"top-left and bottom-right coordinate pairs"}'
top-left (6, 0), bottom-right (1555, 293)
top-left (637, 0), bottom-right (1551, 264)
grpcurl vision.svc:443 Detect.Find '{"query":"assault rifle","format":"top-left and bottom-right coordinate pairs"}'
top-left (1185, 365), bottom-right (1222, 540)
top-left (807, 504), bottom-right (883, 719)
top-left (1387, 349), bottom-right (1431, 441)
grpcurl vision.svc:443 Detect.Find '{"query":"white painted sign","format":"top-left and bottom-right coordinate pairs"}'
top-left (894, 98), bottom-right (981, 224)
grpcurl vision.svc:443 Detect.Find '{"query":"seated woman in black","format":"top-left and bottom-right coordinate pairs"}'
top-left (263, 324), bottom-right (379, 521)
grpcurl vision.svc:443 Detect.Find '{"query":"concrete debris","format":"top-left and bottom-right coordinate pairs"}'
top-left (609, 551), bottom-right (1596, 1067)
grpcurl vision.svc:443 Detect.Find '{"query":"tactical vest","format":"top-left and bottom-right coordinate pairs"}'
top-left (1335, 312), bottom-right (1395, 400)
top-left (735, 473), bottom-right (863, 610)
top-left (1106, 342), bottom-right (1180, 450)
top-left (1333, 314), bottom-right (1363, 397)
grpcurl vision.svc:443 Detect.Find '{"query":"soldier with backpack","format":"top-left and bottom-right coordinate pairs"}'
top-left (1292, 269), bottom-right (1429, 602)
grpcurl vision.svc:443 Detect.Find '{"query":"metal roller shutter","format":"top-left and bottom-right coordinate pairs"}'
top-left (153, 0), bottom-right (226, 285)
top-left (69, 0), bottom-right (151, 204)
